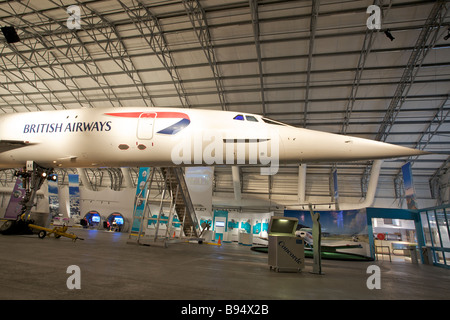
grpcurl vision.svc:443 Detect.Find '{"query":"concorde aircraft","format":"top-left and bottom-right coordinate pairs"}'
top-left (0, 107), bottom-right (428, 172)
top-left (0, 107), bottom-right (430, 233)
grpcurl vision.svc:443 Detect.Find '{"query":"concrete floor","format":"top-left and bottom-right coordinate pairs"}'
top-left (0, 228), bottom-right (449, 301)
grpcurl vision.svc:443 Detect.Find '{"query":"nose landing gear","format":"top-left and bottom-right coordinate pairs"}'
top-left (17, 161), bottom-right (55, 222)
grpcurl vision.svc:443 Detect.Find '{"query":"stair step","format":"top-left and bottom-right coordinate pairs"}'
top-left (130, 167), bottom-right (199, 240)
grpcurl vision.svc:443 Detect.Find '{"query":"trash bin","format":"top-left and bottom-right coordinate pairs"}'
top-left (268, 235), bottom-right (304, 272)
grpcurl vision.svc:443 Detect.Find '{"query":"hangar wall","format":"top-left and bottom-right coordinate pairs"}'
top-left (213, 168), bottom-right (441, 210)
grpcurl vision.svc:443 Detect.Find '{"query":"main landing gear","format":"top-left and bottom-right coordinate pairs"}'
top-left (0, 161), bottom-right (56, 235)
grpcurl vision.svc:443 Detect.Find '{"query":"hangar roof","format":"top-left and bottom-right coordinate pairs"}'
top-left (0, 0), bottom-right (449, 208)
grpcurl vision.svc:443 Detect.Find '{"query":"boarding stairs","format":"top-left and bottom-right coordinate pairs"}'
top-left (128, 167), bottom-right (199, 247)
top-left (161, 167), bottom-right (199, 239)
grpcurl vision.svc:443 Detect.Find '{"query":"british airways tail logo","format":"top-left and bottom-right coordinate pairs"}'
top-left (105, 111), bottom-right (190, 135)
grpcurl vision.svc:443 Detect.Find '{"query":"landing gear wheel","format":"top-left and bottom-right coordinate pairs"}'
top-left (38, 230), bottom-right (47, 239)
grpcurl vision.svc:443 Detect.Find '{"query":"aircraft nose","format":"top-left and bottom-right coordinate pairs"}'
top-left (281, 127), bottom-right (430, 162)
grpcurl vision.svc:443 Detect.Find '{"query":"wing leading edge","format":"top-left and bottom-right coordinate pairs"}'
top-left (0, 140), bottom-right (34, 153)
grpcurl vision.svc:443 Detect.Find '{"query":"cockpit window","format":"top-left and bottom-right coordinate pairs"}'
top-left (245, 115), bottom-right (258, 122)
top-left (261, 117), bottom-right (290, 126)
top-left (233, 114), bottom-right (244, 120)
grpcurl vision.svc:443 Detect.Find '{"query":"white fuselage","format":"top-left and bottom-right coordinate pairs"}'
top-left (0, 107), bottom-right (426, 171)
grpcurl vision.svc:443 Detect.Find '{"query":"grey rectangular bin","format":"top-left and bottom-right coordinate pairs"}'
top-left (268, 235), bottom-right (305, 272)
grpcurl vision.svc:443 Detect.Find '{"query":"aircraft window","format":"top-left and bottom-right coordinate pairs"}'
top-left (245, 115), bottom-right (258, 122)
top-left (234, 114), bottom-right (244, 120)
top-left (262, 117), bottom-right (290, 126)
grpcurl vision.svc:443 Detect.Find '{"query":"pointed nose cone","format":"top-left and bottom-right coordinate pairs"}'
top-left (285, 128), bottom-right (430, 162)
top-left (347, 137), bottom-right (429, 160)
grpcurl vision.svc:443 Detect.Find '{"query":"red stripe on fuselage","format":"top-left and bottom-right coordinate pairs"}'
top-left (105, 111), bottom-right (190, 120)
top-left (104, 112), bottom-right (143, 118)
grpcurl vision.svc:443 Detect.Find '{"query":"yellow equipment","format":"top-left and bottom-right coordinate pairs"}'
top-left (28, 224), bottom-right (84, 242)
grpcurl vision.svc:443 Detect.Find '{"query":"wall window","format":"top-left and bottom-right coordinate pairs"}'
top-left (420, 205), bottom-right (450, 268)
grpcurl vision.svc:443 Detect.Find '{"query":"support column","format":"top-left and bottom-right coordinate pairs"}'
top-left (121, 167), bottom-right (134, 189)
top-left (232, 166), bottom-right (241, 201)
top-left (77, 168), bottom-right (92, 191)
top-left (298, 164), bottom-right (307, 204)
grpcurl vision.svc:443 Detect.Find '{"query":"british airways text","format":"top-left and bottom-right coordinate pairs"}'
top-left (23, 121), bottom-right (112, 134)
